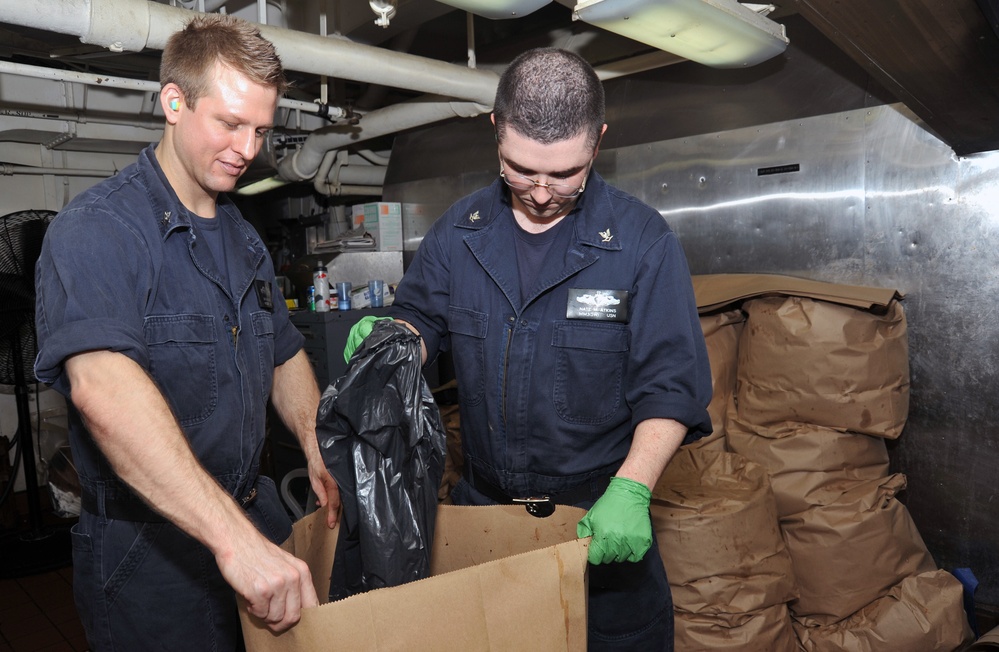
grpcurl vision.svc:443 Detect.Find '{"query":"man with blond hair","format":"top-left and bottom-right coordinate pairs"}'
top-left (35, 14), bottom-right (338, 650)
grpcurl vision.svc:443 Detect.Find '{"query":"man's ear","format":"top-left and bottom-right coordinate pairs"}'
top-left (593, 123), bottom-right (608, 157)
top-left (161, 84), bottom-right (184, 124)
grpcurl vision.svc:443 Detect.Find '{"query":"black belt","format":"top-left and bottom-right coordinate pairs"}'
top-left (82, 484), bottom-right (258, 523)
top-left (467, 471), bottom-right (612, 518)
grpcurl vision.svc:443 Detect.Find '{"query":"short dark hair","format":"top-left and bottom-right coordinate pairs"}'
top-left (493, 47), bottom-right (605, 149)
top-left (160, 14), bottom-right (287, 109)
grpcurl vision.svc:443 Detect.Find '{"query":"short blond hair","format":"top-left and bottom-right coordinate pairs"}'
top-left (160, 13), bottom-right (287, 108)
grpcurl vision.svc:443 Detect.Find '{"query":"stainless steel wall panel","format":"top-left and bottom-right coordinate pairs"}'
top-left (385, 103), bottom-right (999, 609)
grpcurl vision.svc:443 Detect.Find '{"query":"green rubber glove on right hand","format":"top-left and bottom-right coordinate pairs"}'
top-left (576, 476), bottom-right (653, 565)
top-left (343, 316), bottom-right (393, 363)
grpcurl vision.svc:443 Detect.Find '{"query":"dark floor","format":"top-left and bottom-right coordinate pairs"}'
top-left (0, 488), bottom-right (87, 652)
top-left (0, 564), bottom-right (87, 652)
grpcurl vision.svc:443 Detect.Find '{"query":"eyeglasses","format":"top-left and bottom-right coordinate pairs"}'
top-left (499, 156), bottom-right (592, 199)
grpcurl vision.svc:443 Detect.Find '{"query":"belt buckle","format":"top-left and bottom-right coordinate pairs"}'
top-left (512, 496), bottom-right (555, 518)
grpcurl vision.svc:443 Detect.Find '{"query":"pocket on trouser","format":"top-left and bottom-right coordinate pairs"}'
top-left (587, 534), bottom-right (674, 652)
top-left (103, 523), bottom-right (241, 651)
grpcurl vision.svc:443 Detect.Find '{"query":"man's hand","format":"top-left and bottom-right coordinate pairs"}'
top-left (576, 476), bottom-right (653, 564)
top-left (309, 460), bottom-right (341, 528)
top-left (344, 316), bottom-right (393, 363)
top-left (217, 534), bottom-right (318, 633)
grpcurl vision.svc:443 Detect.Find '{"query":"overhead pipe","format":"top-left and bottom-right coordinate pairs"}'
top-left (313, 150), bottom-right (387, 197)
top-left (325, 184), bottom-right (382, 197)
top-left (0, 163), bottom-right (115, 177)
top-left (357, 149), bottom-right (391, 166)
top-left (279, 95), bottom-right (489, 183)
top-left (0, 0), bottom-right (500, 105)
top-left (0, 60), bottom-right (347, 118)
top-left (0, 103), bottom-right (163, 131)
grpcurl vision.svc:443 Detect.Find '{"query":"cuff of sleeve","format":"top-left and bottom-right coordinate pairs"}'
top-left (630, 395), bottom-right (712, 444)
top-left (35, 318), bottom-right (148, 394)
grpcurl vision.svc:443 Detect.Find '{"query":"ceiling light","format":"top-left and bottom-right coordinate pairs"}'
top-left (572, 0), bottom-right (789, 68)
top-left (235, 176), bottom-right (289, 196)
top-left (436, 0), bottom-right (552, 20)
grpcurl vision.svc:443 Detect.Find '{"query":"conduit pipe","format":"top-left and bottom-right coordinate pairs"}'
top-left (0, 0), bottom-right (500, 105)
top-left (280, 95), bottom-right (489, 182)
top-left (0, 60), bottom-right (347, 118)
top-left (0, 163), bottom-right (115, 177)
top-left (313, 150), bottom-right (387, 196)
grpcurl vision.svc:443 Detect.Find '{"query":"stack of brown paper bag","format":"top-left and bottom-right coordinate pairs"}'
top-left (661, 274), bottom-right (975, 651)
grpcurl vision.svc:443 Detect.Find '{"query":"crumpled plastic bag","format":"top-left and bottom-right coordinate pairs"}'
top-left (316, 319), bottom-right (446, 601)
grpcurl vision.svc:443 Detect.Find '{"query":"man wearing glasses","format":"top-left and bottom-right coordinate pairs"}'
top-left (349, 47), bottom-right (711, 651)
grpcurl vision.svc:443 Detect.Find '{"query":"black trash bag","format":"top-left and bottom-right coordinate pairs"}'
top-left (316, 319), bottom-right (446, 601)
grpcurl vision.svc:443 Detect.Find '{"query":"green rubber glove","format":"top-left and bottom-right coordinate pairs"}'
top-left (576, 476), bottom-right (653, 565)
top-left (343, 316), bottom-right (393, 363)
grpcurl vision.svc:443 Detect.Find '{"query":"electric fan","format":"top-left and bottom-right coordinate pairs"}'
top-left (0, 208), bottom-right (72, 578)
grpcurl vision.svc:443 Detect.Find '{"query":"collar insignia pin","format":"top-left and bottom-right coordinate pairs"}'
top-left (162, 211), bottom-right (171, 225)
top-left (599, 228), bottom-right (613, 243)
top-left (469, 210), bottom-right (480, 222)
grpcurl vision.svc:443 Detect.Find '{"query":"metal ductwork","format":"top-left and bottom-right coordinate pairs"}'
top-left (0, 0), bottom-right (501, 186)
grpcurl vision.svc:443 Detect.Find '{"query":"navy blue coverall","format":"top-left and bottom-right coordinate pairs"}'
top-left (34, 145), bottom-right (303, 651)
top-left (389, 171), bottom-right (713, 650)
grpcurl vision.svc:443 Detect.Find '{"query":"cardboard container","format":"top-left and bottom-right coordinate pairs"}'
top-left (241, 504), bottom-right (590, 651)
top-left (362, 202), bottom-right (403, 252)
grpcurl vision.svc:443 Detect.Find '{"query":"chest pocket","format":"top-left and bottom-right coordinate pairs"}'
top-left (552, 321), bottom-right (629, 425)
top-left (144, 314), bottom-right (218, 426)
top-left (448, 307), bottom-right (488, 406)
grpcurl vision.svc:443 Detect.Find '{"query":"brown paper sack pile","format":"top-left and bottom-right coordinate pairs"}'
top-left (792, 569), bottom-right (973, 652)
top-left (240, 504), bottom-right (589, 651)
top-left (736, 296), bottom-right (909, 439)
top-left (653, 447), bottom-right (799, 651)
top-left (687, 274), bottom-right (974, 650)
top-left (726, 419), bottom-right (890, 518)
top-left (689, 309), bottom-right (745, 451)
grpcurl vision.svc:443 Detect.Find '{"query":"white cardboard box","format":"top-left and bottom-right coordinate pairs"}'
top-left (362, 202), bottom-right (403, 251)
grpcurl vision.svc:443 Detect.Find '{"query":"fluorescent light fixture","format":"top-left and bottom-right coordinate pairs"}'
top-left (572, 0), bottom-right (789, 68)
top-left (235, 176), bottom-right (289, 196)
top-left (436, 0), bottom-right (552, 20)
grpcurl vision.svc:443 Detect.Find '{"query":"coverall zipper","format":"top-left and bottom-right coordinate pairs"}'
top-left (500, 318), bottom-right (514, 427)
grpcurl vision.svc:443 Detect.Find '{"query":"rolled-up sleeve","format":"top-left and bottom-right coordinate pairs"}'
top-left (34, 206), bottom-right (152, 396)
top-left (626, 229), bottom-right (713, 442)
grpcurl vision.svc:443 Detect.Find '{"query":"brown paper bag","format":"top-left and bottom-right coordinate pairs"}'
top-left (726, 418), bottom-right (890, 517)
top-left (696, 309), bottom-right (745, 446)
top-left (782, 474), bottom-right (936, 625)
top-left (793, 569), bottom-right (975, 651)
top-left (653, 448), bottom-right (796, 615)
top-left (692, 273), bottom-right (902, 314)
top-left (241, 504), bottom-right (589, 651)
top-left (736, 296), bottom-right (909, 439)
top-left (675, 604), bottom-right (799, 652)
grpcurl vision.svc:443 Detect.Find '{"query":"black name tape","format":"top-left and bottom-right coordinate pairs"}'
top-left (566, 288), bottom-right (629, 322)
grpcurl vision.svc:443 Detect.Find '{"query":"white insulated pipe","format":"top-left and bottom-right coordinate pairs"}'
top-left (0, 163), bottom-right (115, 177)
top-left (312, 150), bottom-right (388, 197)
top-left (0, 0), bottom-right (501, 186)
top-left (0, 60), bottom-right (347, 118)
top-left (0, 0), bottom-right (500, 104)
top-left (281, 95), bottom-right (489, 182)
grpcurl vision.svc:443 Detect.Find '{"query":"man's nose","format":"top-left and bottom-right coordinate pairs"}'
top-left (530, 181), bottom-right (554, 201)
top-left (232, 129), bottom-right (258, 160)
